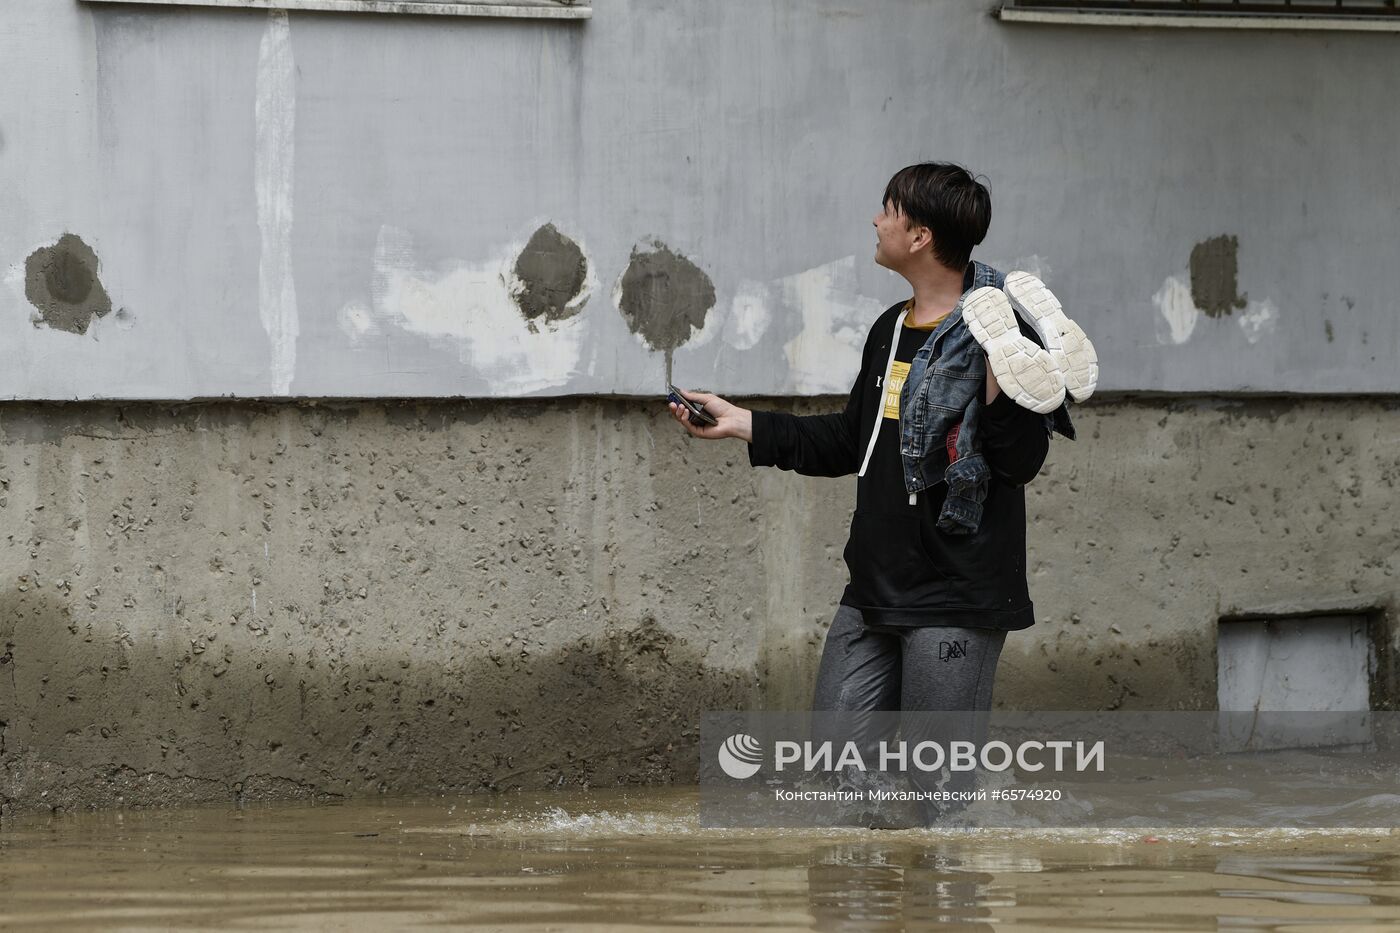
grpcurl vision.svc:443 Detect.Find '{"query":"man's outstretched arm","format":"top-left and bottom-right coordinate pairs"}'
top-left (745, 376), bottom-right (865, 477)
top-left (668, 346), bottom-right (872, 478)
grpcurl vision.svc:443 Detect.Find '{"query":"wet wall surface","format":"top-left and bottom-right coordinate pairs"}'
top-left (1, 395), bottom-right (1398, 814)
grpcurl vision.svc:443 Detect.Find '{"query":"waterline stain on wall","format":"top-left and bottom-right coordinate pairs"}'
top-left (1, 397), bottom-right (1396, 811)
top-left (616, 243), bottom-right (715, 384)
top-left (1189, 235), bottom-right (1247, 318)
top-left (511, 224), bottom-right (588, 332)
top-left (24, 234), bottom-right (112, 335)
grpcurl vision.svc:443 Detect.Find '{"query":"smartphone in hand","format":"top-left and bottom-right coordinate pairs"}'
top-left (666, 383), bottom-right (718, 426)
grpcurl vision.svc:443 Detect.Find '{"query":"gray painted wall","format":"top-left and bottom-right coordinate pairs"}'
top-left (3, 0), bottom-right (1397, 400)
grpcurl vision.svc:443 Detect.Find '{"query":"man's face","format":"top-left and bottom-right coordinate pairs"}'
top-left (873, 200), bottom-right (919, 271)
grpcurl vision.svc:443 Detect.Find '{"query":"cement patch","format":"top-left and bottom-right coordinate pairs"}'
top-left (616, 243), bottom-right (715, 384)
top-left (1189, 235), bottom-right (1247, 318)
top-left (511, 224), bottom-right (588, 330)
top-left (23, 234), bottom-right (113, 335)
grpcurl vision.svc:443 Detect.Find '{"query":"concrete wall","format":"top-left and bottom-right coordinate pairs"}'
top-left (3, 396), bottom-right (1398, 813)
top-left (3, 0), bottom-right (1399, 813)
top-left (2, 0), bottom-right (1397, 399)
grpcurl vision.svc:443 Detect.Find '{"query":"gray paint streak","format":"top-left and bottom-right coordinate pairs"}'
top-left (1, 0), bottom-right (1398, 398)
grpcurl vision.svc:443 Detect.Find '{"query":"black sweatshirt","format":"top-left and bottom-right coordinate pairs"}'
top-left (747, 300), bottom-right (1051, 631)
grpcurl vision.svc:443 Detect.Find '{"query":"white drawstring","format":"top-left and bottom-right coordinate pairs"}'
top-left (858, 308), bottom-right (922, 507)
top-left (857, 308), bottom-right (907, 479)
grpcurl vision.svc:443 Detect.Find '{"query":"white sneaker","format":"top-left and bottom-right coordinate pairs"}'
top-left (1003, 271), bottom-right (1098, 402)
top-left (962, 286), bottom-right (1066, 414)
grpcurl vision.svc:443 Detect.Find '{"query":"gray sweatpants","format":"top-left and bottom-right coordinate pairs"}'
top-left (811, 604), bottom-right (1007, 820)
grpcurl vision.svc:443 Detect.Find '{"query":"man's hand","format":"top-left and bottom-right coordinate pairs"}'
top-left (668, 389), bottom-right (753, 443)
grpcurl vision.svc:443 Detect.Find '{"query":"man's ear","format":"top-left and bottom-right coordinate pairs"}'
top-left (910, 225), bottom-right (934, 255)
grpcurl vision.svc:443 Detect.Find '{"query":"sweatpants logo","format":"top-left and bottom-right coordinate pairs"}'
top-left (938, 640), bottom-right (968, 662)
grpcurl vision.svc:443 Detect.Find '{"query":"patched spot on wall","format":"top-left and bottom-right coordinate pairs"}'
top-left (1189, 235), bottom-right (1247, 318)
top-left (24, 234), bottom-right (112, 335)
top-left (511, 224), bottom-right (587, 332)
top-left (617, 242), bottom-right (715, 382)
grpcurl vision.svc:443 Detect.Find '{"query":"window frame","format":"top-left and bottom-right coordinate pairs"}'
top-left (79, 0), bottom-right (591, 20)
top-left (998, 0), bottom-right (1400, 32)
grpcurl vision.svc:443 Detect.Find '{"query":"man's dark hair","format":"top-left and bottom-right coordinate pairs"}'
top-left (882, 163), bottom-right (991, 271)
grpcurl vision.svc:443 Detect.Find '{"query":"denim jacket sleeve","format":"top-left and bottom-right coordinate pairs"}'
top-left (936, 394), bottom-right (989, 535)
top-left (935, 390), bottom-right (1057, 535)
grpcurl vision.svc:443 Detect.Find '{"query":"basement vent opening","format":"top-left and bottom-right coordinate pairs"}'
top-left (1217, 612), bottom-right (1377, 751)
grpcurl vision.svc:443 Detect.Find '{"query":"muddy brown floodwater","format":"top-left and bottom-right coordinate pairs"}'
top-left (3, 786), bottom-right (1400, 930)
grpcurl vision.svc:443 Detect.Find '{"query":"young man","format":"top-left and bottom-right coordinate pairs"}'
top-left (670, 163), bottom-right (1094, 820)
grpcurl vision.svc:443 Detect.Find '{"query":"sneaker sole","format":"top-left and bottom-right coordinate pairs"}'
top-left (1004, 271), bottom-right (1098, 402)
top-left (962, 286), bottom-right (1066, 414)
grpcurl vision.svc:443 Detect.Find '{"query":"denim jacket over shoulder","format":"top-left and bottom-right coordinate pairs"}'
top-left (892, 260), bottom-right (1076, 534)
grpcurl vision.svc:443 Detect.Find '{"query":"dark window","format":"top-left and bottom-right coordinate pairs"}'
top-left (1000, 0), bottom-right (1398, 26)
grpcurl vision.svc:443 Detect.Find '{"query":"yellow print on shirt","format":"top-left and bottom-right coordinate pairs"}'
top-left (883, 361), bottom-right (911, 420)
